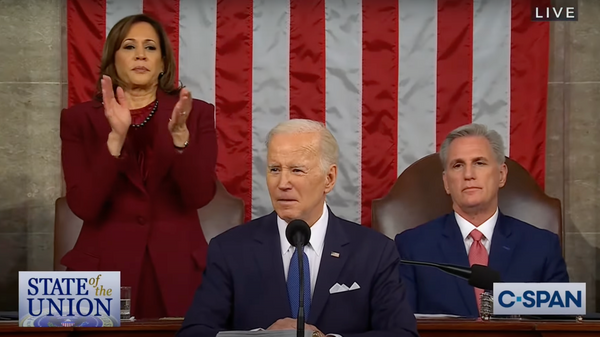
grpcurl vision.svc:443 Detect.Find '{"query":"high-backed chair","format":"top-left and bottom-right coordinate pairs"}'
top-left (371, 153), bottom-right (562, 246)
top-left (53, 197), bottom-right (83, 271)
top-left (53, 180), bottom-right (245, 271)
top-left (196, 180), bottom-right (245, 243)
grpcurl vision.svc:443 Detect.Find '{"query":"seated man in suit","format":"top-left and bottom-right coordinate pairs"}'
top-left (178, 119), bottom-right (418, 337)
top-left (395, 123), bottom-right (569, 318)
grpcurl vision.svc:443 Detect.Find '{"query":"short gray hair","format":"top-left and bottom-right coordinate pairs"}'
top-left (266, 119), bottom-right (339, 173)
top-left (439, 123), bottom-right (506, 168)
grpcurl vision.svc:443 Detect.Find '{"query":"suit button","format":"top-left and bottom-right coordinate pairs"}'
top-left (137, 217), bottom-right (146, 225)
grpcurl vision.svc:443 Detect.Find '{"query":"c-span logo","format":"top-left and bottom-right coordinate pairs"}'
top-left (18, 271), bottom-right (120, 327)
top-left (493, 283), bottom-right (586, 315)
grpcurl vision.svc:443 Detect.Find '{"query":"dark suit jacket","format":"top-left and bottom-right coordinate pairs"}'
top-left (395, 211), bottom-right (569, 317)
top-left (177, 209), bottom-right (419, 337)
top-left (59, 89), bottom-right (217, 316)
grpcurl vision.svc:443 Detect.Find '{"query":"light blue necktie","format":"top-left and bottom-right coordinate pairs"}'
top-left (287, 248), bottom-right (311, 319)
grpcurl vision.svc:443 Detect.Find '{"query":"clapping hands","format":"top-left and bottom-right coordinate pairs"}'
top-left (168, 88), bottom-right (193, 134)
top-left (168, 88), bottom-right (193, 148)
top-left (101, 74), bottom-right (192, 151)
top-left (101, 75), bottom-right (131, 138)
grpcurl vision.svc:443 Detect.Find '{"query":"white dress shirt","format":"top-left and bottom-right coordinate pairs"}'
top-left (454, 208), bottom-right (498, 255)
top-left (277, 202), bottom-right (328, 297)
top-left (254, 203), bottom-right (340, 337)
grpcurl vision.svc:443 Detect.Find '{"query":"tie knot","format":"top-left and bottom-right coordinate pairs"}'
top-left (470, 229), bottom-right (484, 242)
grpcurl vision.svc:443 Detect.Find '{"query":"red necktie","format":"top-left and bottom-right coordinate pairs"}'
top-left (468, 229), bottom-right (488, 313)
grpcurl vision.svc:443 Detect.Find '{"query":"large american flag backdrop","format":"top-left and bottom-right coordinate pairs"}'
top-left (67, 0), bottom-right (550, 226)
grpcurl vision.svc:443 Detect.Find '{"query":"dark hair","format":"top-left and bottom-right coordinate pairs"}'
top-left (94, 14), bottom-right (181, 99)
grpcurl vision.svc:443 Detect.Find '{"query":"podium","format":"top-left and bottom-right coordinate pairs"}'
top-left (2, 319), bottom-right (600, 337)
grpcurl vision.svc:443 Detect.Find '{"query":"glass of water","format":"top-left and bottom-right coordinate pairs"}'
top-left (121, 286), bottom-right (131, 320)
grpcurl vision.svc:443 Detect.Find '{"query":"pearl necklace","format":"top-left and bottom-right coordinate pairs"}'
top-left (131, 100), bottom-right (159, 128)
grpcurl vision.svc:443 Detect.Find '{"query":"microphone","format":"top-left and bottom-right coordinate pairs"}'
top-left (286, 219), bottom-right (311, 247)
top-left (400, 259), bottom-right (501, 290)
top-left (286, 220), bottom-right (311, 337)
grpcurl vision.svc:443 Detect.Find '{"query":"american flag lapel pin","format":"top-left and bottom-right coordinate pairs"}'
top-left (331, 251), bottom-right (340, 258)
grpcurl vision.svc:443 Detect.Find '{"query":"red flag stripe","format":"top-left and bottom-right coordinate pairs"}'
top-left (67, 0), bottom-right (105, 107)
top-left (509, 0), bottom-right (549, 189)
top-left (361, 0), bottom-right (399, 226)
top-left (214, 1), bottom-right (254, 221)
top-left (289, 0), bottom-right (326, 122)
top-left (435, 0), bottom-right (474, 150)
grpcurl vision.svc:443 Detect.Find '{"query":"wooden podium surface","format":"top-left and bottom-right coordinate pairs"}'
top-left (2, 319), bottom-right (600, 337)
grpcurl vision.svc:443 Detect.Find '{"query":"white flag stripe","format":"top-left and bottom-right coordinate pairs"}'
top-left (397, 0), bottom-right (438, 176)
top-left (179, 0), bottom-right (217, 110)
top-left (472, 0), bottom-right (512, 155)
top-left (324, 0), bottom-right (363, 223)
top-left (106, 0), bottom-right (143, 36)
top-left (251, 0), bottom-right (291, 218)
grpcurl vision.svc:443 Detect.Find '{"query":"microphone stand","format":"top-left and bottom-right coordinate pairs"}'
top-left (400, 259), bottom-right (471, 280)
top-left (296, 243), bottom-right (305, 337)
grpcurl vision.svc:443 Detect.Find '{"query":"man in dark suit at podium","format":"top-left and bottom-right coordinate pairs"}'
top-left (177, 119), bottom-right (418, 337)
top-left (395, 123), bottom-right (569, 318)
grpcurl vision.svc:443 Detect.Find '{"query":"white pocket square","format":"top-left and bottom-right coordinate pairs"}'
top-left (329, 282), bottom-right (360, 294)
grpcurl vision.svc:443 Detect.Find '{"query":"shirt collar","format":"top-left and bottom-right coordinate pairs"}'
top-left (277, 202), bottom-right (329, 257)
top-left (454, 208), bottom-right (498, 241)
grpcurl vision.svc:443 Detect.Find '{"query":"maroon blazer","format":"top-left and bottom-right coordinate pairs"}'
top-left (59, 89), bottom-right (217, 317)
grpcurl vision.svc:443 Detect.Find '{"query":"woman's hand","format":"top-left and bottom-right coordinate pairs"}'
top-left (169, 88), bottom-right (192, 148)
top-left (102, 75), bottom-right (130, 157)
top-left (102, 75), bottom-right (131, 138)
